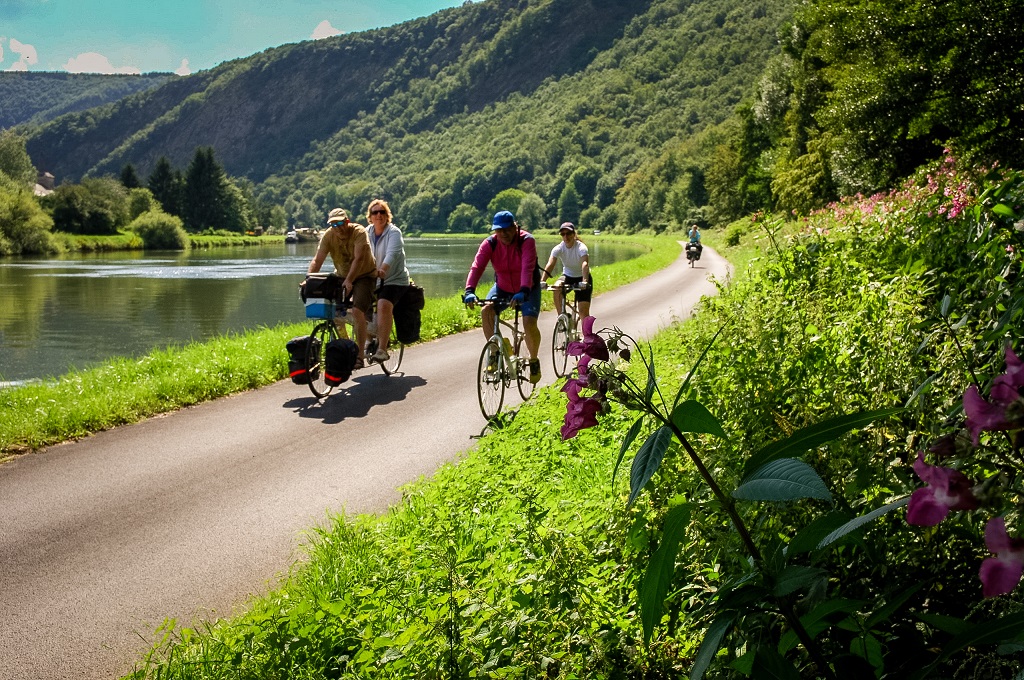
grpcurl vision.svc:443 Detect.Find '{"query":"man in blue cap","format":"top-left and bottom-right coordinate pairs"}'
top-left (463, 210), bottom-right (542, 384)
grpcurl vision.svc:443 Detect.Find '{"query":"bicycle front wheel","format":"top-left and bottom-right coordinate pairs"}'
top-left (516, 335), bottom-right (537, 402)
top-left (306, 321), bottom-right (339, 400)
top-left (477, 339), bottom-right (505, 420)
top-left (551, 314), bottom-right (572, 378)
top-left (381, 329), bottom-right (404, 375)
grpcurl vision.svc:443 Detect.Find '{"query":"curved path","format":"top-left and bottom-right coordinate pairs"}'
top-left (0, 246), bottom-right (729, 680)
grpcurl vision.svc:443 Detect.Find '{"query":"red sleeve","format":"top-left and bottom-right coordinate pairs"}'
top-left (466, 239), bottom-right (492, 290)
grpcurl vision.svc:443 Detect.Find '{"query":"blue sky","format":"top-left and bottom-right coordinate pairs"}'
top-left (0, 0), bottom-right (468, 74)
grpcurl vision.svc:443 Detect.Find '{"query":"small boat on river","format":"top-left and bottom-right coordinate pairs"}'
top-left (284, 230), bottom-right (299, 243)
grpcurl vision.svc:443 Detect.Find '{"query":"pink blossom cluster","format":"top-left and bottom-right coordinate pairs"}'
top-left (560, 316), bottom-right (611, 440)
top-left (907, 345), bottom-right (1024, 597)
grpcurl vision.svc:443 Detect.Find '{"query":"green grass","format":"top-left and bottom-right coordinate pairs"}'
top-left (0, 235), bottom-right (679, 458)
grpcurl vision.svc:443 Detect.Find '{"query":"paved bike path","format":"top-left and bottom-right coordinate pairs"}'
top-left (0, 246), bottom-right (729, 680)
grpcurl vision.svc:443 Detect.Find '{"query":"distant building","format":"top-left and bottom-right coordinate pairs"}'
top-left (34, 171), bottom-right (55, 197)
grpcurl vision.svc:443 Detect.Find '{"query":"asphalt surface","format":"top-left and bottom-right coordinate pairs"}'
top-left (0, 246), bottom-right (729, 680)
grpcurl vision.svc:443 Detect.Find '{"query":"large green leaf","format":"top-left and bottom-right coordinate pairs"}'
top-left (689, 614), bottom-right (735, 680)
top-left (733, 458), bottom-right (832, 502)
top-left (939, 612), bottom-right (1024, 661)
top-left (816, 497), bottom-right (909, 550)
top-left (742, 408), bottom-right (903, 479)
top-left (670, 400), bottom-right (727, 438)
top-left (751, 648), bottom-right (801, 680)
top-left (779, 598), bottom-right (864, 653)
top-left (628, 426), bottom-right (673, 506)
top-left (788, 511), bottom-right (851, 555)
top-left (772, 565), bottom-right (829, 597)
top-left (640, 503), bottom-right (693, 642)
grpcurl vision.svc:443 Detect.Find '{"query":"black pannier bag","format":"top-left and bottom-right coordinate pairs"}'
top-left (324, 338), bottom-right (359, 386)
top-left (286, 335), bottom-right (319, 384)
top-left (393, 283), bottom-right (424, 345)
top-left (301, 273), bottom-right (342, 302)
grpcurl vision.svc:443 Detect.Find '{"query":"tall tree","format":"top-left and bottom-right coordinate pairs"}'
top-left (0, 130), bottom-right (37, 188)
top-left (183, 147), bottom-right (228, 232)
top-left (148, 157), bottom-right (183, 216)
top-left (120, 163), bottom-right (142, 189)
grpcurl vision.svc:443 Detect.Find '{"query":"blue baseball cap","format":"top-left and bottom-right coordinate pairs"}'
top-left (491, 210), bottom-right (515, 230)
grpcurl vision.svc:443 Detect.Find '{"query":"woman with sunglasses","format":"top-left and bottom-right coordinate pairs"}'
top-left (541, 222), bottom-right (592, 319)
top-left (366, 199), bottom-right (410, 364)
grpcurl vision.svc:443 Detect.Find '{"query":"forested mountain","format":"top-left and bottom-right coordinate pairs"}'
top-left (0, 72), bottom-right (171, 129)
top-left (15, 0), bottom-right (1023, 233)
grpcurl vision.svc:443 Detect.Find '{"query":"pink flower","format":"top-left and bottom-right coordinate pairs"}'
top-left (980, 517), bottom-right (1024, 598)
top-left (906, 452), bottom-right (979, 526)
top-left (566, 316), bottom-right (609, 361)
top-left (963, 345), bottom-right (1024, 445)
top-left (561, 396), bottom-right (601, 440)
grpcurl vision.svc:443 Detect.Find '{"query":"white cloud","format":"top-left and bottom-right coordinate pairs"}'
top-left (311, 20), bottom-right (342, 40)
top-left (175, 58), bottom-right (191, 76)
top-left (9, 38), bottom-right (38, 70)
top-left (63, 52), bottom-right (140, 75)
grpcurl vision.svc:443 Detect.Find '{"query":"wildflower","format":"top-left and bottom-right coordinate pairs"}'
top-left (979, 517), bottom-right (1024, 597)
top-left (906, 452), bottom-right (979, 526)
top-left (561, 393), bottom-right (602, 440)
top-left (963, 345), bottom-right (1024, 445)
top-left (566, 316), bottom-right (609, 362)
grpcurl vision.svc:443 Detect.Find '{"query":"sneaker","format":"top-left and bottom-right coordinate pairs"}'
top-left (371, 348), bottom-right (390, 363)
top-left (529, 359), bottom-right (541, 384)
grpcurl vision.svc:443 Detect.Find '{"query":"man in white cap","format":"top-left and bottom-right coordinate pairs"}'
top-left (308, 208), bottom-right (376, 369)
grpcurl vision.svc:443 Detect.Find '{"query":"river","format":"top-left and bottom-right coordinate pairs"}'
top-left (0, 237), bottom-right (642, 384)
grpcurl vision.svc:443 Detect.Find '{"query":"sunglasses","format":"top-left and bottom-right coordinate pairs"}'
top-left (370, 209), bottom-right (387, 216)
top-left (328, 220), bottom-right (346, 227)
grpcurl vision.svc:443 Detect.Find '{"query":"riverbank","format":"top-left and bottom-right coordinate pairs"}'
top-left (47, 230), bottom-right (276, 253)
top-left (0, 234), bottom-right (682, 460)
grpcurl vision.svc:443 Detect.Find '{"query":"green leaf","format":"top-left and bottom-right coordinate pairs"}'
top-left (640, 503), bottom-right (693, 642)
top-left (940, 612), bottom-right (1024, 662)
top-left (789, 511), bottom-right (851, 555)
top-left (772, 565), bottom-right (829, 597)
top-left (991, 202), bottom-right (1017, 217)
top-left (614, 416), bottom-right (646, 483)
top-left (940, 293), bottom-right (952, 318)
top-left (644, 345), bottom-right (657, 403)
top-left (779, 598), bottom-right (864, 654)
top-left (690, 615), bottom-right (735, 680)
top-left (751, 647), bottom-right (801, 680)
top-left (733, 458), bottom-right (832, 502)
top-left (817, 497), bottom-right (909, 550)
top-left (914, 611), bottom-right (973, 636)
top-left (628, 426), bottom-right (673, 506)
top-left (864, 582), bottom-right (925, 629)
top-left (742, 408), bottom-right (903, 479)
top-left (670, 400), bottom-right (727, 438)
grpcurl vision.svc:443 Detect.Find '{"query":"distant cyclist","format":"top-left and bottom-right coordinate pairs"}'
top-left (463, 210), bottom-right (543, 384)
top-left (687, 224), bottom-right (703, 257)
top-left (542, 221), bottom-right (592, 319)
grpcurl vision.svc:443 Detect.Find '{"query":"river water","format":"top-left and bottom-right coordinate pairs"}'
top-left (0, 237), bottom-right (642, 383)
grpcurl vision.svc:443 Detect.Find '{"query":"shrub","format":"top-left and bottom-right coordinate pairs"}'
top-left (130, 209), bottom-right (189, 250)
top-left (0, 180), bottom-right (59, 255)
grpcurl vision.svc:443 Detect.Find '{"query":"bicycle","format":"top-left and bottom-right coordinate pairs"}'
top-left (470, 298), bottom-right (537, 420)
top-left (544, 280), bottom-right (587, 378)
top-left (300, 275), bottom-right (403, 400)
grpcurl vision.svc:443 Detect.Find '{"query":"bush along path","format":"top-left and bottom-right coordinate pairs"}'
top-left (129, 157), bottom-right (1022, 678)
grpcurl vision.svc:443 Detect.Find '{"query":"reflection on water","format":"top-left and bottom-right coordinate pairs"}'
top-left (0, 238), bottom-right (643, 383)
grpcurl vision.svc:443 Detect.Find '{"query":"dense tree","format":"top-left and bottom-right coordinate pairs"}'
top-left (516, 192), bottom-right (548, 232)
top-left (120, 163), bottom-right (142, 189)
top-left (487, 189), bottom-right (527, 219)
top-left (0, 176), bottom-right (57, 255)
top-left (447, 203), bottom-right (481, 233)
top-left (183, 147), bottom-right (228, 232)
top-left (0, 130), bottom-right (37, 188)
top-left (148, 157), bottom-right (183, 216)
top-left (45, 177), bottom-right (129, 235)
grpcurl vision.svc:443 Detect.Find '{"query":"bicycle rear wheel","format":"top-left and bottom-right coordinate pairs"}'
top-left (551, 314), bottom-right (572, 378)
top-left (516, 335), bottom-right (537, 402)
top-left (306, 321), bottom-right (339, 399)
top-left (477, 339), bottom-right (505, 420)
top-left (381, 329), bottom-right (404, 375)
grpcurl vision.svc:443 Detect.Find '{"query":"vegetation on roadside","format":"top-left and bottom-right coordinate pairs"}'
top-left (123, 156), bottom-right (1023, 678)
top-left (0, 235), bottom-right (678, 459)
